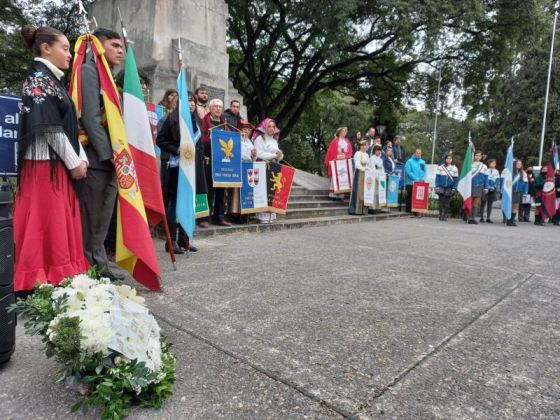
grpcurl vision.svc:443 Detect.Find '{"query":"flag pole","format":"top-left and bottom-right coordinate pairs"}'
top-left (77, 0), bottom-right (91, 33)
top-left (431, 67), bottom-right (442, 164)
top-left (539, 8), bottom-right (558, 167)
top-left (117, 7), bottom-right (129, 50)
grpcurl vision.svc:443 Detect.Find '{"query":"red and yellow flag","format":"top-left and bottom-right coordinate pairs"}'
top-left (69, 35), bottom-right (161, 291)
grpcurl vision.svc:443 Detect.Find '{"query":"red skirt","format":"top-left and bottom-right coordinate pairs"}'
top-left (14, 161), bottom-right (89, 291)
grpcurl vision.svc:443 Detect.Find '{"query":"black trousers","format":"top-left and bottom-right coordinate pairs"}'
top-left (438, 194), bottom-right (451, 217)
top-left (204, 159), bottom-right (226, 220)
top-left (405, 185), bottom-right (413, 213)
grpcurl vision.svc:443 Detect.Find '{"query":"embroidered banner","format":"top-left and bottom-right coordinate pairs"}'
top-left (329, 159), bottom-right (353, 193)
top-left (267, 162), bottom-right (296, 214)
top-left (240, 161), bottom-right (269, 214)
top-left (411, 181), bottom-right (430, 213)
top-left (211, 129), bottom-right (242, 187)
top-left (363, 169), bottom-right (376, 207)
top-left (387, 174), bottom-right (399, 207)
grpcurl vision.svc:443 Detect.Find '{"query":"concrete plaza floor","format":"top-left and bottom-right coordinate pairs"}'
top-left (1, 217), bottom-right (559, 419)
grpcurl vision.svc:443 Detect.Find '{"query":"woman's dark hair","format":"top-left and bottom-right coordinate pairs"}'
top-left (486, 158), bottom-right (496, 165)
top-left (21, 25), bottom-right (64, 57)
top-left (159, 89), bottom-right (178, 108)
top-left (445, 154), bottom-right (453, 160)
top-left (474, 150), bottom-right (483, 155)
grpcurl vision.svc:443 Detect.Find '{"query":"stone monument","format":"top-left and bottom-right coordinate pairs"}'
top-left (89, 0), bottom-right (243, 108)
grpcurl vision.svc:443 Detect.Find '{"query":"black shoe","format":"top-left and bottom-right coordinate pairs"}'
top-left (506, 220), bottom-right (517, 226)
top-left (187, 244), bottom-right (198, 252)
top-left (165, 241), bottom-right (185, 254)
top-left (534, 221), bottom-right (544, 226)
top-left (479, 218), bottom-right (485, 223)
top-left (468, 219), bottom-right (478, 224)
top-left (486, 219), bottom-right (493, 223)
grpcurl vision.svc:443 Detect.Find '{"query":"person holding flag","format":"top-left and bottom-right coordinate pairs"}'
top-left (468, 150), bottom-right (488, 224)
top-left (508, 159), bottom-right (528, 226)
top-left (70, 30), bottom-right (160, 290)
top-left (501, 143), bottom-right (514, 225)
top-left (73, 28), bottom-right (124, 280)
top-left (480, 159), bottom-right (500, 223)
top-left (457, 140), bottom-right (473, 222)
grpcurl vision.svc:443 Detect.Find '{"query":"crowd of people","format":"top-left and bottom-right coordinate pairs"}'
top-left (11, 25), bottom-right (560, 295)
top-left (325, 127), bottom-right (560, 227)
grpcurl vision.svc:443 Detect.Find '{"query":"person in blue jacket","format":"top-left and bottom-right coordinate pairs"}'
top-left (480, 158), bottom-right (500, 223)
top-left (404, 148), bottom-right (427, 213)
top-left (507, 159), bottom-right (529, 226)
top-left (435, 154), bottom-right (458, 221)
top-left (469, 150), bottom-right (488, 224)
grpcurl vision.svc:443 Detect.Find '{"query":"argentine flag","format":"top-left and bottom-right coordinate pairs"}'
top-left (176, 67), bottom-right (197, 240)
top-left (501, 143), bottom-right (513, 220)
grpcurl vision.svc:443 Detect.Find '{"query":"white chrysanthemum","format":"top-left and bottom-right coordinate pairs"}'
top-left (84, 285), bottom-right (113, 315)
top-left (52, 287), bottom-right (85, 313)
top-left (70, 274), bottom-right (95, 291)
top-left (115, 284), bottom-right (146, 305)
top-left (78, 312), bottom-right (112, 355)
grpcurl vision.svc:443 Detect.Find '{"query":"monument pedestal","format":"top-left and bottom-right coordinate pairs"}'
top-left (90, 0), bottom-right (243, 109)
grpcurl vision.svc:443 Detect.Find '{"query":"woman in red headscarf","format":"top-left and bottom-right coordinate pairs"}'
top-left (324, 126), bottom-right (353, 199)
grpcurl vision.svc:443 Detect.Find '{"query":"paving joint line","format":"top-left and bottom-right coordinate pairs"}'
top-left (154, 314), bottom-right (355, 419)
top-left (360, 272), bottom-right (537, 409)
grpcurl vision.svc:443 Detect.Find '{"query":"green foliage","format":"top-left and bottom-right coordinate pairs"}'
top-left (0, 0), bottom-right (94, 93)
top-left (227, 0), bottom-right (546, 138)
top-left (11, 280), bottom-right (176, 419)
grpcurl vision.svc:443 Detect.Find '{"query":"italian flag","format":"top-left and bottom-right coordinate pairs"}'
top-left (123, 45), bottom-right (166, 226)
top-left (457, 142), bottom-right (473, 218)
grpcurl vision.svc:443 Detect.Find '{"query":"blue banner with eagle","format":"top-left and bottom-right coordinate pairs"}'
top-left (211, 129), bottom-right (242, 187)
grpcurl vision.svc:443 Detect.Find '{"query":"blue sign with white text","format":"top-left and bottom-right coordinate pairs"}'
top-left (0, 95), bottom-right (21, 176)
top-left (211, 129), bottom-right (242, 187)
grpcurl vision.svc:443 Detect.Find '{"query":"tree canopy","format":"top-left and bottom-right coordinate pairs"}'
top-left (227, 0), bottom-right (549, 137)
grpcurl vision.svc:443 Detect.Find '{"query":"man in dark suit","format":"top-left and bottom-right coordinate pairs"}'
top-left (76, 28), bottom-right (124, 280)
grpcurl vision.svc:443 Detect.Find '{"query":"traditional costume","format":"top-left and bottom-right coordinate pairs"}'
top-left (369, 146), bottom-right (385, 210)
top-left (324, 129), bottom-right (353, 199)
top-left (253, 118), bottom-right (283, 223)
top-left (348, 146), bottom-right (370, 215)
top-left (14, 59), bottom-right (89, 291)
top-left (435, 163), bottom-right (458, 221)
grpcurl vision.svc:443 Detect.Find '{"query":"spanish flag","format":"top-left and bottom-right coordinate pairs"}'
top-left (69, 35), bottom-right (161, 291)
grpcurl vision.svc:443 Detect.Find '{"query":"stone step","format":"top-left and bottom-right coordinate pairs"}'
top-left (287, 200), bottom-right (346, 209)
top-left (289, 187), bottom-right (331, 196)
top-left (193, 212), bottom-right (409, 239)
top-left (282, 206), bottom-right (350, 219)
top-left (288, 194), bottom-right (332, 202)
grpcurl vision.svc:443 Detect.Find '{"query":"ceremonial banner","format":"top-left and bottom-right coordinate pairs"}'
top-left (363, 169), bottom-right (376, 207)
top-left (195, 194), bottom-right (209, 218)
top-left (267, 162), bottom-right (296, 214)
top-left (123, 45), bottom-right (166, 227)
top-left (0, 95), bottom-right (21, 176)
top-left (378, 173), bottom-right (387, 206)
top-left (395, 162), bottom-right (405, 190)
top-left (240, 161), bottom-right (268, 214)
top-left (211, 129), bottom-right (242, 187)
top-left (70, 35), bottom-right (160, 291)
top-left (329, 159), bottom-right (353, 193)
top-left (542, 145), bottom-right (558, 219)
top-left (387, 174), bottom-right (399, 207)
top-left (411, 181), bottom-right (430, 213)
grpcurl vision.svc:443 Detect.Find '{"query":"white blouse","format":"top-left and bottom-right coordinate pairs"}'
top-left (353, 151), bottom-right (370, 171)
top-left (241, 137), bottom-right (256, 162)
top-left (254, 134), bottom-right (283, 161)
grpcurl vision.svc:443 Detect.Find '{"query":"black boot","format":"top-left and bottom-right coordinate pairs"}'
top-left (534, 214), bottom-right (544, 226)
top-left (507, 213), bottom-right (517, 226)
top-left (165, 241), bottom-right (185, 254)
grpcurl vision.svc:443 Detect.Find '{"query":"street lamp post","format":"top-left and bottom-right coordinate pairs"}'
top-left (539, 8), bottom-right (558, 167)
top-left (431, 67), bottom-right (442, 164)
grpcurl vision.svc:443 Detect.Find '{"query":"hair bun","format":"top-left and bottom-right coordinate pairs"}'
top-left (21, 25), bottom-right (38, 49)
